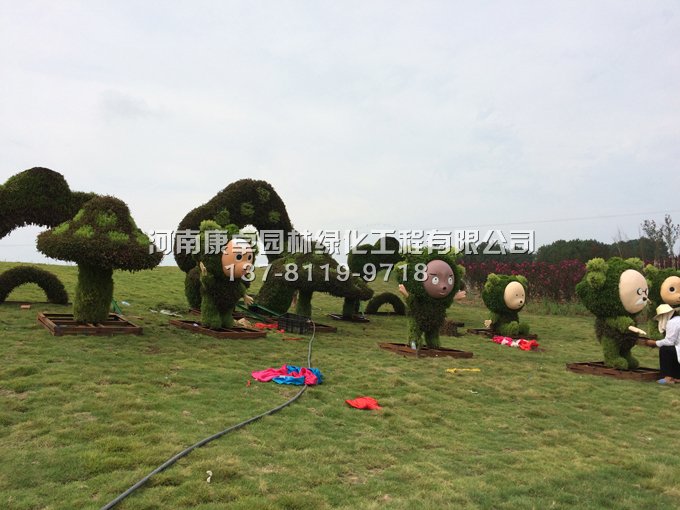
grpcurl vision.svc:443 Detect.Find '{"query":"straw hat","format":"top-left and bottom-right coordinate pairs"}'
top-left (654, 304), bottom-right (674, 320)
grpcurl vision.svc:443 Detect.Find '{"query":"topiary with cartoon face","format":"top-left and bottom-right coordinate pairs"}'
top-left (397, 249), bottom-right (465, 349)
top-left (191, 220), bottom-right (255, 329)
top-left (481, 273), bottom-right (530, 337)
top-left (576, 257), bottom-right (650, 370)
top-left (644, 265), bottom-right (680, 311)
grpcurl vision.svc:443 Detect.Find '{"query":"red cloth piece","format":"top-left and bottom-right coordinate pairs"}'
top-left (346, 396), bottom-right (381, 410)
top-left (517, 339), bottom-right (539, 351)
top-left (251, 364), bottom-right (289, 382)
top-left (286, 367), bottom-right (319, 385)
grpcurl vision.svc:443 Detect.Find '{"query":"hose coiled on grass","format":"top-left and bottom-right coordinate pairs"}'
top-left (100, 321), bottom-right (317, 509)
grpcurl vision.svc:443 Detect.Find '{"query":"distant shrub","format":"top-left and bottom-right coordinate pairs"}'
top-left (0, 266), bottom-right (69, 304)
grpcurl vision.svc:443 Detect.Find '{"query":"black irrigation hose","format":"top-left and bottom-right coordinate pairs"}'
top-left (100, 321), bottom-right (317, 510)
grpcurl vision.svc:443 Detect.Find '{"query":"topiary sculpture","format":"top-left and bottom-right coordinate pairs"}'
top-left (364, 292), bottom-right (406, 315)
top-left (174, 179), bottom-right (293, 273)
top-left (256, 251), bottom-right (373, 318)
top-left (576, 257), bottom-right (650, 370)
top-left (481, 273), bottom-right (531, 337)
top-left (37, 196), bottom-right (163, 323)
top-left (644, 265), bottom-right (680, 311)
top-left (341, 236), bottom-right (403, 319)
top-left (0, 266), bottom-right (69, 304)
top-left (189, 220), bottom-right (256, 329)
top-left (397, 249), bottom-right (465, 349)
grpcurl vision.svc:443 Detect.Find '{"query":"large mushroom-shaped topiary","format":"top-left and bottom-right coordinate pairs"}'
top-left (256, 251), bottom-right (373, 318)
top-left (37, 196), bottom-right (163, 323)
top-left (397, 249), bottom-right (465, 349)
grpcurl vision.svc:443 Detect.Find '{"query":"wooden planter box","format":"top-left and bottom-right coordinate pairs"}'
top-left (378, 342), bottom-right (473, 359)
top-left (566, 361), bottom-right (660, 382)
top-left (38, 312), bottom-right (143, 336)
top-left (169, 319), bottom-right (267, 339)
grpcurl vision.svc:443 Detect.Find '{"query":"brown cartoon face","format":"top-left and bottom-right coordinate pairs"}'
top-left (423, 260), bottom-right (455, 298)
top-left (661, 276), bottom-right (680, 306)
top-left (503, 281), bottom-right (526, 310)
top-left (619, 269), bottom-right (649, 314)
top-left (221, 239), bottom-right (254, 279)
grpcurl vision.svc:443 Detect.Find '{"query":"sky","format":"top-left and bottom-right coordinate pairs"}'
top-left (1, 0), bottom-right (679, 265)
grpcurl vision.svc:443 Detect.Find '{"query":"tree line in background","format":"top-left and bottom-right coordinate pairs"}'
top-left (461, 215), bottom-right (679, 301)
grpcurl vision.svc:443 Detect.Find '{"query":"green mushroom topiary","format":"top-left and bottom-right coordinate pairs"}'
top-left (365, 292), bottom-right (406, 315)
top-left (398, 249), bottom-right (465, 349)
top-left (0, 266), bottom-right (69, 304)
top-left (37, 196), bottom-right (163, 323)
top-left (191, 220), bottom-right (255, 329)
top-left (576, 257), bottom-right (650, 370)
top-left (481, 273), bottom-right (531, 337)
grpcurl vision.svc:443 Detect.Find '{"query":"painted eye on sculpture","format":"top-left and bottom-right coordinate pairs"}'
top-left (636, 288), bottom-right (642, 295)
top-left (671, 287), bottom-right (676, 292)
top-left (247, 254), bottom-right (253, 261)
top-left (448, 276), bottom-right (454, 286)
top-left (431, 276), bottom-right (439, 285)
top-left (236, 254), bottom-right (243, 261)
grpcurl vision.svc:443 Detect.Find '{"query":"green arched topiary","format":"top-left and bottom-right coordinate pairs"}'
top-left (0, 266), bottom-right (69, 304)
top-left (365, 292), bottom-right (405, 315)
top-left (481, 273), bottom-right (531, 337)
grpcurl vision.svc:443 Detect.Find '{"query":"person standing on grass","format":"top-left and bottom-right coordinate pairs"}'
top-left (646, 304), bottom-right (680, 384)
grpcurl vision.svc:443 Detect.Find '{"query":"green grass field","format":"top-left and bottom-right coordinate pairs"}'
top-left (1, 261), bottom-right (678, 509)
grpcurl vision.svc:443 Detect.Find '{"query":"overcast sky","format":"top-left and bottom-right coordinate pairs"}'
top-left (1, 0), bottom-right (679, 265)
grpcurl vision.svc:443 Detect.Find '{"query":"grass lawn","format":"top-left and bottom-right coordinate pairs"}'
top-left (1, 261), bottom-right (679, 509)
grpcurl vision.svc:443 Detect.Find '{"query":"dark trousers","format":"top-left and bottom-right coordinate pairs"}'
top-left (659, 346), bottom-right (680, 379)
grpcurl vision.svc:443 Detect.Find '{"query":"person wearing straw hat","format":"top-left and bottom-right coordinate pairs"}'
top-left (645, 304), bottom-right (680, 384)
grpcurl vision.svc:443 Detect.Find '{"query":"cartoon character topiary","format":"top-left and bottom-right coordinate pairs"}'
top-left (644, 265), bottom-right (680, 311)
top-left (576, 257), bottom-right (650, 370)
top-left (37, 196), bottom-right (163, 323)
top-left (397, 250), bottom-right (465, 349)
top-left (190, 220), bottom-right (256, 329)
top-left (481, 273), bottom-right (530, 337)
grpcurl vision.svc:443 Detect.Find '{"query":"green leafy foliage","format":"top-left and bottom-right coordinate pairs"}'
top-left (0, 266), bottom-right (69, 304)
top-left (645, 264), bottom-right (680, 310)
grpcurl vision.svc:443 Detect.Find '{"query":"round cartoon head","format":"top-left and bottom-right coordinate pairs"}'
top-left (222, 239), bottom-right (254, 279)
top-left (660, 276), bottom-right (680, 307)
top-left (577, 257), bottom-right (649, 318)
top-left (503, 281), bottom-right (526, 310)
top-left (423, 259), bottom-right (455, 298)
top-left (618, 269), bottom-right (649, 314)
top-left (482, 273), bottom-right (528, 314)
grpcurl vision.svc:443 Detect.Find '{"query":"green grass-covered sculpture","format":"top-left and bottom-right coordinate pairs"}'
top-left (342, 236), bottom-right (402, 319)
top-left (576, 257), bottom-right (650, 370)
top-left (37, 196), bottom-right (163, 323)
top-left (481, 273), bottom-right (531, 337)
top-left (0, 266), bottom-right (69, 305)
top-left (644, 264), bottom-right (680, 311)
top-left (189, 220), bottom-right (255, 329)
top-left (256, 251), bottom-right (373, 317)
top-left (398, 249), bottom-right (465, 349)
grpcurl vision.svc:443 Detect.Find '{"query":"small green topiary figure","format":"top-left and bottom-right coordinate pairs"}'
top-left (36, 196), bottom-right (163, 323)
top-left (644, 265), bottom-right (680, 311)
top-left (397, 250), bottom-right (465, 349)
top-left (481, 273), bottom-right (531, 337)
top-left (191, 220), bottom-right (255, 329)
top-left (576, 257), bottom-right (650, 370)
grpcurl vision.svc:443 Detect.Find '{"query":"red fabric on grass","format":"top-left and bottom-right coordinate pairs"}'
top-left (346, 397), bottom-right (381, 410)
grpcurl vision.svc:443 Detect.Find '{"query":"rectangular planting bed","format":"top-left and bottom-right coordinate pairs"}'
top-left (566, 361), bottom-right (660, 382)
top-left (38, 312), bottom-right (143, 336)
top-left (378, 342), bottom-right (473, 359)
top-left (169, 319), bottom-right (267, 339)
